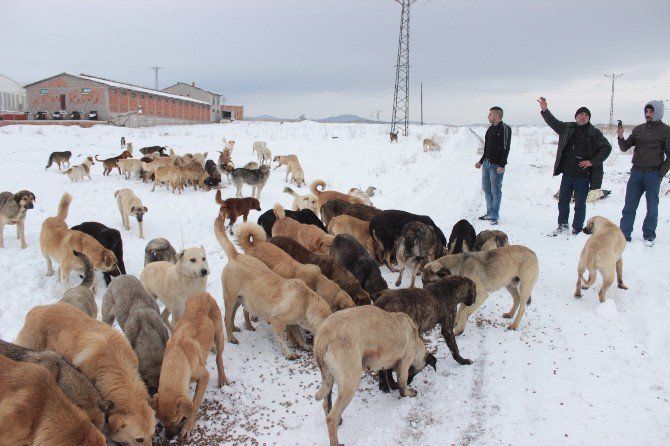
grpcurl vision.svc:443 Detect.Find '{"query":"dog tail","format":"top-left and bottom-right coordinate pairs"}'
top-left (283, 186), bottom-right (299, 198)
top-left (45, 153), bottom-right (54, 170)
top-left (113, 190), bottom-right (120, 198)
top-left (214, 189), bottom-right (226, 206)
top-left (273, 203), bottom-right (285, 220)
top-left (55, 192), bottom-right (73, 221)
top-left (237, 223), bottom-right (267, 251)
top-left (214, 214), bottom-right (238, 260)
top-left (73, 250), bottom-right (95, 289)
top-left (310, 179), bottom-right (326, 196)
top-left (94, 155), bottom-right (104, 162)
top-left (169, 148), bottom-right (175, 156)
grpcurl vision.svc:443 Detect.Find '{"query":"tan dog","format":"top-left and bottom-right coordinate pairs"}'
top-left (61, 156), bottom-right (94, 182)
top-left (214, 214), bottom-right (332, 359)
top-left (285, 160), bottom-right (305, 187)
top-left (0, 189), bottom-right (35, 249)
top-left (40, 193), bottom-right (118, 290)
top-left (16, 303), bottom-right (155, 445)
top-left (115, 188), bottom-right (148, 239)
top-left (272, 203), bottom-right (334, 254)
top-left (238, 223), bottom-right (355, 311)
top-left (192, 151), bottom-right (208, 167)
top-left (0, 355), bottom-right (106, 446)
top-left (243, 161), bottom-right (259, 169)
top-left (95, 150), bottom-right (132, 176)
top-left (152, 165), bottom-right (184, 193)
top-left (283, 186), bottom-right (318, 213)
top-left (181, 161), bottom-right (211, 191)
top-left (140, 246), bottom-right (209, 329)
top-left (423, 137), bottom-right (440, 151)
top-left (575, 216), bottom-right (628, 302)
top-left (310, 179), bottom-right (365, 213)
top-left (423, 245), bottom-right (539, 334)
top-left (314, 306), bottom-right (436, 446)
top-left (327, 214), bottom-right (375, 255)
top-left (118, 158), bottom-right (144, 180)
top-left (273, 154), bottom-right (299, 170)
top-left (153, 292), bottom-right (229, 440)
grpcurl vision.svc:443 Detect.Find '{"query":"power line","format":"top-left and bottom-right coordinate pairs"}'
top-left (391, 0), bottom-right (417, 137)
top-left (149, 66), bottom-right (162, 90)
top-left (605, 73), bottom-right (623, 128)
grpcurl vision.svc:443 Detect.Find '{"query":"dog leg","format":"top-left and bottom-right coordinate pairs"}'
top-left (616, 258), bottom-right (627, 290)
top-left (287, 325), bottom-right (312, 351)
top-left (223, 291), bottom-right (240, 344)
top-left (161, 307), bottom-right (174, 332)
top-left (502, 284), bottom-right (521, 319)
top-left (394, 257), bottom-right (405, 287)
top-left (43, 251), bottom-right (54, 276)
top-left (0, 224), bottom-right (4, 248)
top-left (454, 288), bottom-right (488, 336)
top-left (269, 319), bottom-right (299, 360)
top-left (212, 312), bottom-right (230, 387)
top-left (575, 263), bottom-right (586, 297)
top-left (395, 363), bottom-right (417, 397)
top-left (597, 268), bottom-right (614, 304)
top-left (243, 309), bottom-right (256, 331)
top-left (509, 281), bottom-right (534, 330)
top-left (181, 369), bottom-right (209, 440)
top-left (138, 220), bottom-right (144, 239)
top-left (325, 373), bottom-right (358, 446)
top-left (441, 326), bottom-right (472, 365)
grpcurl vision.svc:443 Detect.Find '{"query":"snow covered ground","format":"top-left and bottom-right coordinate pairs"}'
top-left (0, 121), bottom-right (669, 445)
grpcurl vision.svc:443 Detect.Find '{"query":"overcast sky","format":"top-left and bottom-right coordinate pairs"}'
top-left (2, 0), bottom-right (669, 124)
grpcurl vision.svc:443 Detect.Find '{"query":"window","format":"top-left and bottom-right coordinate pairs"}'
top-left (121, 91), bottom-right (127, 96)
top-left (40, 89), bottom-right (48, 95)
top-left (82, 88), bottom-right (91, 95)
top-left (131, 93), bottom-right (136, 98)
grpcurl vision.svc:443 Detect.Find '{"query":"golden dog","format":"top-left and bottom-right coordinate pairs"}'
top-left (327, 214), bottom-right (375, 255)
top-left (272, 154), bottom-right (299, 169)
top-left (152, 165), bottom-right (184, 193)
top-left (114, 188), bottom-right (148, 239)
top-left (575, 216), bottom-right (628, 302)
top-left (153, 292), bottom-right (229, 440)
top-left (272, 203), bottom-right (334, 254)
top-left (16, 303), bottom-right (155, 446)
top-left (310, 179), bottom-right (365, 213)
top-left (285, 160), bottom-right (305, 187)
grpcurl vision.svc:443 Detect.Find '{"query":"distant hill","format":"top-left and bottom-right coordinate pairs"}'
top-left (246, 114), bottom-right (382, 124)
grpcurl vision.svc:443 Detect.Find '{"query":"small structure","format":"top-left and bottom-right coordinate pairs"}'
top-left (163, 82), bottom-right (223, 123)
top-left (0, 75), bottom-right (26, 119)
top-left (221, 105), bottom-right (244, 121)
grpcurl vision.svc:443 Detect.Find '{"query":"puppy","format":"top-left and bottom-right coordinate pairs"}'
top-left (272, 203), bottom-right (334, 254)
top-left (140, 246), bottom-right (209, 329)
top-left (283, 186), bottom-right (318, 213)
top-left (314, 306), bottom-right (436, 446)
top-left (310, 179), bottom-right (364, 213)
top-left (102, 275), bottom-right (169, 392)
top-left (153, 292), bottom-right (229, 440)
top-left (0, 339), bottom-right (106, 430)
top-left (16, 303), bottom-right (156, 445)
top-left (61, 156), bottom-right (94, 182)
top-left (447, 219), bottom-right (476, 254)
top-left (347, 186), bottom-right (377, 207)
top-left (423, 245), bottom-right (539, 334)
top-left (329, 234), bottom-right (388, 299)
top-left (0, 189), bottom-right (35, 249)
top-left (118, 158), bottom-right (144, 180)
top-left (144, 237), bottom-right (177, 266)
top-left (0, 355), bottom-right (106, 446)
top-left (59, 250), bottom-right (97, 317)
top-left (273, 154), bottom-right (299, 170)
top-left (473, 229), bottom-right (509, 251)
top-left (95, 150), bottom-right (132, 176)
top-left (257, 207), bottom-right (325, 238)
top-left (40, 194), bottom-right (118, 291)
top-left (394, 221), bottom-right (444, 288)
top-left (71, 221), bottom-right (126, 286)
top-left (45, 150), bottom-right (72, 170)
top-left (575, 216), bottom-right (628, 302)
top-left (214, 214), bottom-right (332, 359)
top-left (215, 189), bottom-right (261, 235)
top-left (285, 160), bottom-right (305, 187)
top-left (328, 214), bottom-right (375, 255)
top-left (320, 198), bottom-right (381, 227)
top-left (114, 188), bottom-right (148, 239)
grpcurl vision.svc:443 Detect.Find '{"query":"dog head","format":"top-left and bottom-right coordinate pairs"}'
top-left (95, 249), bottom-right (119, 273)
top-left (407, 324), bottom-right (437, 384)
top-left (86, 156), bottom-right (95, 165)
top-left (421, 258), bottom-right (455, 284)
top-left (130, 206), bottom-right (148, 222)
top-left (120, 150), bottom-right (133, 159)
top-left (299, 194), bottom-right (318, 213)
top-left (106, 404), bottom-right (155, 446)
top-left (246, 197), bottom-right (262, 212)
top-left (152, 393), bottom-right (192, 439)
top-left (583, 216), bottom-right (613, 235)
top-left (99, 228), bottom-right (122, 252)
top-left (13, 190), bottom-right (36, 209)
top-left (317, 235), bottom-right (335, 254)
top-left (176, 246), bottom-right (209, 278)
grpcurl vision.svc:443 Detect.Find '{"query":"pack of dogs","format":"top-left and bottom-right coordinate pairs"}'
top-left (1, 135), bottom-right (634, 446)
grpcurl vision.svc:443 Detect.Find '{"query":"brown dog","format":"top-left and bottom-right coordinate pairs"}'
top-left (575, 216), bottom-right (628, 302)
top-left (0, 355), bottom-right (106, 446)
top-left (214, 214), bottom-right (332, 359)
top-left (16, 303), bottom-right (155, 445)
top-left (327, 214), bottom-right (375, 256)
top-left (45, 150), bottom-right (72, 170)
top-left (153, 292), bottom-right (229, 440)
top-left (272, 203), bottom-right (334, 254)
top-left (40, 193), bottom-right (118, 290)
top-left (0, 189), bottom-right (35, 249)
top-left (310, 179), bottom-right (365, 214)
top-left (215, 189), bottom-right (261, 234)
top-left (96, 150), bottom-right (133, 176)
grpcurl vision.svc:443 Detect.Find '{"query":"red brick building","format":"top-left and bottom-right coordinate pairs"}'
top-left (221, 105), bottom-right (244, 121)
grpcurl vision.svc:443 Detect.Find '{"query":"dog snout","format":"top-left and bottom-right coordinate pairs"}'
top-left (200, 268), bottom-right (209, 277)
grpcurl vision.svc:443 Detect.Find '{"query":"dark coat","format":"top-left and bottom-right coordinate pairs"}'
top-left (70, 221), bottom-right (125, 285)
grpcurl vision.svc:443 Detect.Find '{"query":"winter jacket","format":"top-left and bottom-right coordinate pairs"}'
top-left (479, 122), bottom-right (512, 167)
top-left (618, 101), bottom-right (670, 177)
top-left (541, 109), bottom-right (612, 189)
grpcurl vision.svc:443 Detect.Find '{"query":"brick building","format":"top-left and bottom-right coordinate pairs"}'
top-left (221, 105), bottom-right (244, 121)
top-left (162, 82), bottom-right (222, 123)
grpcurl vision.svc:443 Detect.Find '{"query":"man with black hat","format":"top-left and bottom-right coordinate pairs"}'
top-left (617, 101), bottom-right (670, 247)
top-left (538, 97), bottom-right (612, 236)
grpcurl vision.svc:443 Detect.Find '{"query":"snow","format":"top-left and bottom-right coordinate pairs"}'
top-left (0, 121), bottom-right (669, 445)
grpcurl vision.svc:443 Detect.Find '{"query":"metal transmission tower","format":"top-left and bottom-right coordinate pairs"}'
top-left (150, 66), bottom-right (162, 90)
top-left (605, 73), bottom-right (623, 127)
top-left (391, 0), bottom-right (417, 137)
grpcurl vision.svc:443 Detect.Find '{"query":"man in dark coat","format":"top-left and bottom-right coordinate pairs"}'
top-left (538, 97), bottom-right (612, 236)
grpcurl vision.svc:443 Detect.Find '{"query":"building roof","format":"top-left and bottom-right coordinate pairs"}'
top-left (163, 82), bottom-right (222, 98)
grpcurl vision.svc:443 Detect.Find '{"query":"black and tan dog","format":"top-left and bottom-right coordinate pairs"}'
top-left (0, 189), bottom-right (35, 249)
top-left (447, 219), bottom-right (476, 254)
top-left (45, 150), bottom-right (72, 170)
top-left (71, 221), bottom-right (126, 286)
top-left (257, 207), bottom-right (325, 238)
top-left (329, 234), bottom-right (388, 299)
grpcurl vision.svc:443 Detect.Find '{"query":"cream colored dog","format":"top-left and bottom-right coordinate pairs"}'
top-left (61, 156), bottom-right (94, 182)
top-left (140, 246), bottom-right (209, 330)
top-left (283, 186), bottom-right (318, 213)
top-left (114, 188), bottom-right (148, 239)
top-left (118, 158), bottom-right (144, 180)
top-left (273, 154), bottom-right (299, 170)
top-left (423, 137), bottom-right (440, 151)
top-left (285, 161), bottom-right (305, 187)
top-left (575, 216), bottom-right (628, 302)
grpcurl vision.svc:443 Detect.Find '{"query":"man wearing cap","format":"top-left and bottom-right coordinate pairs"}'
top-left (538, 97), bottom-right (612, 236)
top-left (617, 101), bottom-right (670, 247)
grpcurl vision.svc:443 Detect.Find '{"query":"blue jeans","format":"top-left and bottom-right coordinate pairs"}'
top-left (482, 159), bottom-right (504, 220)
top-left (620, 168), bottom-right (662, 240)
top-left (558, 175), bottom-right (590, 230)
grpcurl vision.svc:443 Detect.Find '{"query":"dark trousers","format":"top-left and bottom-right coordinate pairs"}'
top-left (558, 175), bottom-right (590, 230)
top-left (620, 168), bottom-right (662, 240)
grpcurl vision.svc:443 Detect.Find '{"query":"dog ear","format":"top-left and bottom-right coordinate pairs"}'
top-left (130, 207), bottom-right (137, 213)
top-left (177, 396), bottom-right (193, 416)
top-left (143, 206), bottom-right (148, 213)
top-left (104, 252), bottom-right (117, 269)
top-left (176, 251), bottom-right (184, 262)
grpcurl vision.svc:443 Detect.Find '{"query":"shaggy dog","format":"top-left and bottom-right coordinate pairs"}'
top-left (0, 355), bottom-right (106, 446)
top-left (394, 221), bottom-right (444, 288)
top-left (59, 251), bottom-right (97, 317)
top-left (257, 207), bottom-right (326, 238)
top-left (61, 156), bottom-right (94, 182)
top-left (310, 179), bottom-right (365, 214)
top-left (473, 229), bottom-right (509, 251)
top-left (447, 219), bottom-right (476, 254)
top-left (423, 245), bottom-right (539, 334)
top-left (102, 274), bottom-right (169, 393)
top-left (144, 237), bottom-right (177, 266)
top-left (114, 188), bottom-right (148, 239)
top-left (273, 154), bottom-right (299, 169)
top-left (71, 221), bottom-right (126, 286)
top-left (327, 214), bottom-right (375, 255)
top-left (0, 189), bottom-right (35, 249)
top-left (575, 216), bottom-right (628, 302)
top-left (0, 339), bottom-right (106, 430)
top-left (45, 150), bottom-right (72, 170)
top-left (95, 150), bottom-right (132, 176)
top-left (16, 303), bottom-right (156, 445)
top-left (283, 186), bottom-right (318, 213)
top-left (268, 235), bottom-right (372, 305)
top-left (320, 198), bottom-right (381, 227)
top-left (231, 164), bottom-right (271, 199)
top-left (152, 292), bottom-right (229, 440)
top-left (272, 203), bottom-right (334, 254)
top-left (314, 306), bottom-right (436, 446)
top-left (215, 189), bottom-right (261, 235)
top-left (329, 234), bottom-right (388, 299)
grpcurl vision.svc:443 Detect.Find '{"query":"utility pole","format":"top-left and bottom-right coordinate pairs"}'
top-left (150, 66), bottom-right (162, 90)
top-left (605, 73), bottom-right (623, 128)
top-left (420, 82), bottom-right (423, 126)
top-left (391, 0), bottom-right (417, 137)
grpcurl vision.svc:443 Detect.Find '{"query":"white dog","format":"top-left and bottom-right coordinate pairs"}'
top-left (283, 186), bottom-right (318, 213)
top-left (114, 189), bottom-right (148, 239)
top-left (61, 156), bottom-right (94, 182)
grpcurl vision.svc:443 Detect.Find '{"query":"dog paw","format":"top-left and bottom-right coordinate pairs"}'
top-left (458, 358), bottom-right (473, 365)
top-left (228, 337), bottom-right (239, 344)
top-left (618, 283), bottom-right (628, 290)
top-left (46, 271), bottom-right (54, 277)
top-left (20, 243), bottom-right (27, 249)
top-left (581, 286), bottom-right (590, 290)
top-left (502, 312), bottom-right (514, 319)
top-left (574, 292), bottom-right (582, 298)
top-left (378, 383), bottom-right (391, 393)
top-left (233, 326), bottom-right (241, 332)
top-left (285, 353), bottom-right (300, 360)
top-left (401, 388), bottom-right (417, 398)
top-left (181, 423), bottom-right (195, 440)
top-left (507, 323), bottom-right (519, 331)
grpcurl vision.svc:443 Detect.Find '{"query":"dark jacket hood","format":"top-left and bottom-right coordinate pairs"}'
top-left (645, 100), bottom-right (664, 121)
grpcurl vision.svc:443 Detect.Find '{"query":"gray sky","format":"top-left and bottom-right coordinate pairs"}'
top-left (2, 0), bottom-right (669, 124)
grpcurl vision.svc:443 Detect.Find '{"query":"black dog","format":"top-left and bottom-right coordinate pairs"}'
top-left (257, 208), bottom-right (326, 238)
top-left (204, 160), bottom-right (222, 187)
top-left (139, 145), bottom-right (167, 156)
top-left (374, 276), bottom-right (477, 392)
top-left (329, 234), bottom-right (387, 299)
top-left (70, 221), bottom-right (125, 285)
top-left (447, 219), bottom-right (476, 254)
top-left (320, 198), bottom-right (381, 227)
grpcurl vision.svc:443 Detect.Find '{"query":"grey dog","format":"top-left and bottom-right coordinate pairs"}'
top-left (59, 250), bottom-right (98, 317)
top-left (144, 237), bottom-right (177, 266)
top-left (231, 164), bottom-right (271, 199)
top-left (101, 275), bottom-right (169, 393)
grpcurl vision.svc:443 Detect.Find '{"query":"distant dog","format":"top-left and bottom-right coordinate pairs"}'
top-left (389, 131), bottom-right (398, 143)
top-left (59, 250), bottom-right (97, 317)
top-left (329, 234), bottom-right (388, 298)
top-left (0, 189), bottom-right (35, 249)
top-left (152, 292), bottom-right (229, 440)
top-left (423, 245), bottom-right (539, 334)
top-left (320, 198), bottom-right (381, 227)
top-left (575, 216), bottom-right (628, 302)
top-left (283, 186), bottom-right (318, 213)
top-left (71, 221), bottom-right (126, 286)
top-left (139, 145), bottom-right (167, 156)
top-left (45, 150), bottom-right (72, 170)
top-left (62, 156), bottom-right (94, 182)
top-left (96, 150), bottom-right (132, 176)
top-left (152, 166), bottom-right (184, 194)
top-left (447, 219), bottom-right (476, 254)
top-left (285, 161), bottom-right (305, 187)
top-left (181, 160), bottom-right (212, 191)
top-left (473, 229), bottom-right (509, 251)
top-left (423, 137), bottom-right (439, 151)
top-left (215, 189), bottom-right (261, 235)
top-left (231, 164), bottom-right (271, 199)
top-left (347, 186), bottom-right (377, 207)
top-left (121, 136), bottom-right (126, 148)
top-left (310, 179), bottom-right (365, 213)
top-left (272, 203), bottom-right (334, 254)
top-left (252, 141), bottom-right (267, 159)
top-left (144, 237), bottom-right (177, 266)
top-left (115, 188), bottom-right (148, 239)
top-left (273, 154), bottom-right (299, 170)
top-left (394, 221), bottom-right (444, 287)
top-left (102, 275), bottom-right (169, 392)
top-left (257, 207), bottom-right (327, 238)
top-left (314, 306), bottom-right (436, 446)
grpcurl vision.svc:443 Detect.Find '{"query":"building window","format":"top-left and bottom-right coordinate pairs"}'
top-left (121, 91), bottom-right (126, 96)
top-left (131, 93), bottom-right (136, 98)
top-left (40, 89), bottom-right (48, 95)
top-left (82, 88), bottom-right (91, 95)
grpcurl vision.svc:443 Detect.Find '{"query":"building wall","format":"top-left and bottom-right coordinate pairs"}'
top-left (221, 105), bottom-right (244, 120)
top-left (163, 83), bottom-right (221, 123)
top-left (25, 74), bottom-right (111, 119)
top-left (0, 75), bottom-right (26, 112)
